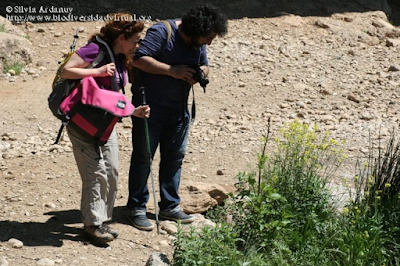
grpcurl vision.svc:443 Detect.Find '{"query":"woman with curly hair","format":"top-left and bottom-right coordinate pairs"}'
top-left (61, 13), bottom-right (149, 244)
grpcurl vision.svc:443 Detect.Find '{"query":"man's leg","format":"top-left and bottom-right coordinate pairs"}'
top-left (158, 109), bottom-right (195, 223)
top-left (127, 107), bottom-right (163, 230)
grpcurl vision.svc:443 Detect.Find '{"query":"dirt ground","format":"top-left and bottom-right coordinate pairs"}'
top-left (1, 3), bottom-right (400, 266)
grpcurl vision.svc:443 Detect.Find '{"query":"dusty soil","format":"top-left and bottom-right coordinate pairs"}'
top-left (1, 4), bottom-right (400, 266)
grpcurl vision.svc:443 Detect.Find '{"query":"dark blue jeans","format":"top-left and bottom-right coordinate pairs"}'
top-left (127, 105), bottom-right (189, 212)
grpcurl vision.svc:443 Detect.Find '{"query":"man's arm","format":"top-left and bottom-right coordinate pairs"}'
top-left (200, 65), bottom-right (209, 77)
top-left (133, 56), bottom-right (196, 83)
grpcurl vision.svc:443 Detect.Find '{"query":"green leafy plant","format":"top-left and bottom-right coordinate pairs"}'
top-left (267, 122), bottom-right (344, 248)
top-left (342, 131), bottom-right (400, 264)
top-left (3, 58), bottom-right (24, 75)
top-left (0, 24), bottom-right (5, 32)
top-left (173, 223), bottom-right (261, 266)
top-left (172, 122), bottom-right (400, 265)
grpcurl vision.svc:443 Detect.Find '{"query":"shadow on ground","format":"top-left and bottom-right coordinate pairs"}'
top-left (0, 211), bottom-right (83, 247)
top-left (0, 206), bottom-right (144, 247)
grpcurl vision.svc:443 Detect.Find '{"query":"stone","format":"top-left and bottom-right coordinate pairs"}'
top-left (36, 258), bottom-right (55, 266)
top-left (0, 257), bottom-right (8, 266)
top-left (7, 238), bottom-right (23, 248)
top-left (145, 252), bottom-right (171, 266)
top-left (160, 221), bottom-right (178, 235)
top-left (180, 182), bottom-right (229, 214)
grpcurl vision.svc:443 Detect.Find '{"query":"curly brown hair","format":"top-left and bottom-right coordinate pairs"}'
top-left (89, 13), bottom-right (144, 66)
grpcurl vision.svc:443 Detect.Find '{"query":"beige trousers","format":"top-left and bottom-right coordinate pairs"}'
top-left (67, 126), bottom-right (119, 226)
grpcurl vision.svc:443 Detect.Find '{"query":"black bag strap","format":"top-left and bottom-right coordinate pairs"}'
top-left (54, 102), bottom-right (83, 144)
top-left (95, 36), bottom-right (119, 92)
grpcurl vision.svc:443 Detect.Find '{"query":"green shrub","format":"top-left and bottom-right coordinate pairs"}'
top-left (265, 122), bottom-right (344, 251)
top-left (3, 59), bottom-right (24, 75)
top-left (0, 24), bottom-right (5, 32)
top-left (173, 223), bottom-right (267, 266)
top-left (340, 132), bottom-right (400, 264)
top-left (172, 122), bottom-right (400, 266)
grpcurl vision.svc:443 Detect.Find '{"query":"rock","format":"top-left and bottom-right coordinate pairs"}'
top-left (314, 20), bottom-right (330, 29)
top-left (145, 252), bottom-right (171, 266)
top-left (388, 65), bottom-right (400, 72)
top-left (44, 202), bottom-right (56, 209)
top-left (191, 214), bottom-right (216, 228)
top-left (180, 182), bottom-right (229, 214)
top-left (0, 257), bottom-right (8, 266)
top-left (386, 38), bottom-right (400, 47)
top-left (159, 240), bottom-right (170, 247)
top-left (347, 94), bottom-right (360, 103)
top-left (320, 115), bottom-right (335, 124)
top-left (280, 103), bottom-right (290, 109)
top-left (0, 141), bottom-right (11, 152)
top-left (372, 19), bottom-right (395, 29)
top-left (296, 101), bottom-right (306, 108)
top-left (7, 238), bottom-right (23, 248)
top-left (320, 89), bottom-right (332, 95)
top-left (7, 69), bottom-right (16, 76)
top-left (36, 258), bottom-right (55, 266)
top-left (0, 16), bottom-right (27, 37)
top-left (160, 221), bottom-right (178, 235)
top-left (0, 32), bottom-right (33, 67)
top-left (360, 111), bottom-right (374, 121)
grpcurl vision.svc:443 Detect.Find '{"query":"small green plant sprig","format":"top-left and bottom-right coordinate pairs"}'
top-left (0, 24), bottom-right (5, 32)
top-left (3, 58), bottom-right (24, 75)
top-left (342, 131), bottom-right (400, 265)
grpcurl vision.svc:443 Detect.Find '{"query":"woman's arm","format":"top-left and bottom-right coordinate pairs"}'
top-left (60, 53), bottom-right (116, 80)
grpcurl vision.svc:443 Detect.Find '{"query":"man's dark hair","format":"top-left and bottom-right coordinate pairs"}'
top-left (181, 5), bottom-right (228, 38)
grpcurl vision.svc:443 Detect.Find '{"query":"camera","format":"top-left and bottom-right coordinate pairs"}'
top-left (190, 65), bottom-right (209, 92)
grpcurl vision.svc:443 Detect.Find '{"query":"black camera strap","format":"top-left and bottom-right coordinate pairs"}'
top-left (191, 85), bottom-right (196, 123)
top-left (181, 84), bottom-right (196, 126)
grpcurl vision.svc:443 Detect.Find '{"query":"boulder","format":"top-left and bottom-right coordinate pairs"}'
top-left (0, 32), bottom-right (33, 70)
top-left (145, 252), bottom-right (171, 266)
top-left (180, 182), bottom-right (229, 214)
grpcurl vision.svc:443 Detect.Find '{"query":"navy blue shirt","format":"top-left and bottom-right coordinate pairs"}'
top-left (133, 19), bottom-right (208, 109)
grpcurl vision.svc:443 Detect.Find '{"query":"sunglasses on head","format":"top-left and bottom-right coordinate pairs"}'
top-left (123, 20), bottom-right (137, 30)
top-left (132, 39), bottom-right (143, 45)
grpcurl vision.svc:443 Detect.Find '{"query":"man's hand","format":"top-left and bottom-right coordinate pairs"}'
top-left (170, 65), bottom-right (196, 84)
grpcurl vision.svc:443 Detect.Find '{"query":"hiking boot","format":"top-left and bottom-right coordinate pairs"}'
top-left (101, 223), bottom-right (119, 238)
top-left (159, 209), bottom-right (195, 224)
top-left (126, 213), bottom-right (155, 231)
top-left (84, 225), bottom-right (114, 244)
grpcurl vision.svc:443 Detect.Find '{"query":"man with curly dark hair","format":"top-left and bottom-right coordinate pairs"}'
top-left (126, 5), bottom-right (228, 230)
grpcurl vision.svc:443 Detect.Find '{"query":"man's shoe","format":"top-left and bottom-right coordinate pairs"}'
top-left (83, 225), bottom-right (114, 244)
top-left (101, 223), bottom-right (119, 238)
top-left (126, 213), bottom-right (155, 231)
top-left (159, 209), bottom-right (195, 224)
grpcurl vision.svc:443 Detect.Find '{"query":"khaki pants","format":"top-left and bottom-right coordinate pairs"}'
top-left (67, 126), bottom-right (119, 226)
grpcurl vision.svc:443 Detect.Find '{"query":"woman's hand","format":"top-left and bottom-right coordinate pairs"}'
top-left (96, 63), bottom-right (116, 77)
top-left (132, 105), bottom-right (150, 118)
